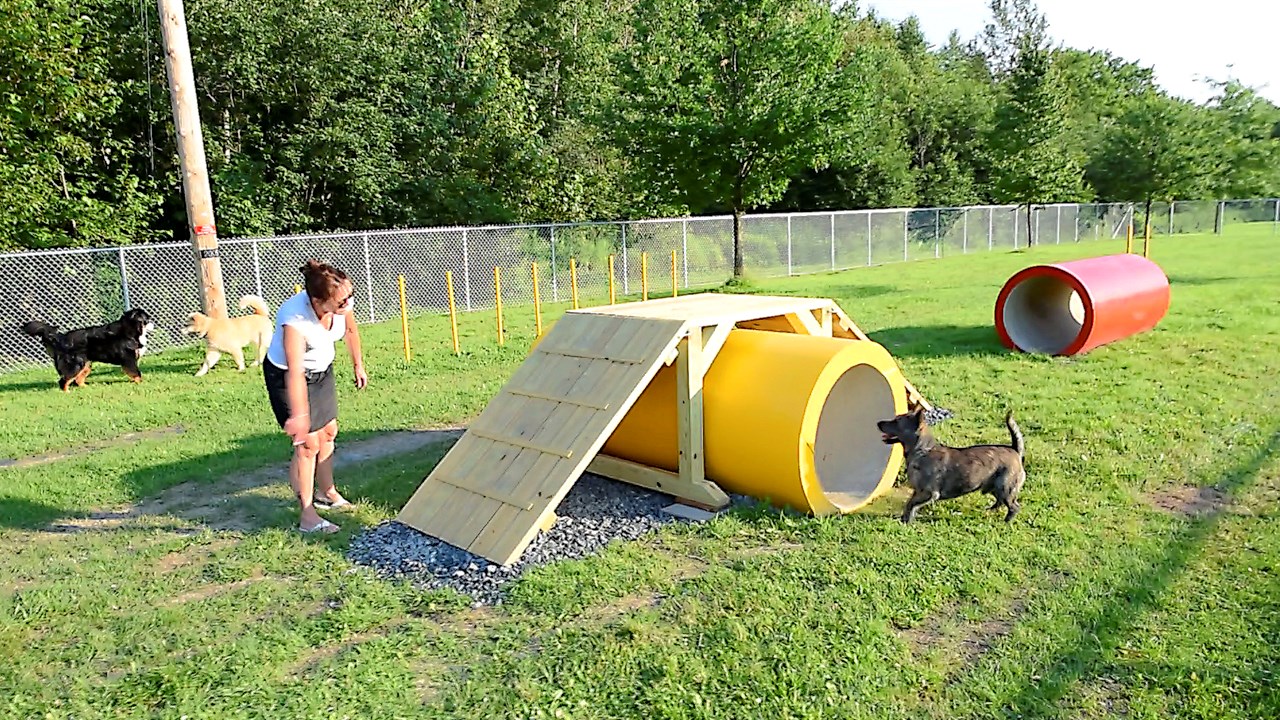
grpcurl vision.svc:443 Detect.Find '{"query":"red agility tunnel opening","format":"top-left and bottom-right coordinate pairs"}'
top-left (995, 254), bottom-right (1171, 356)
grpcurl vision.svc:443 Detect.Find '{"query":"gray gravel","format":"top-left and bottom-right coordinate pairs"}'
top-left (346, 473), bottom-right (724, 606)
top-left (924, 405), bottom-right (955, 426)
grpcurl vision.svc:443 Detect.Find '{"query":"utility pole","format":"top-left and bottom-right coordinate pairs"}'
top-left (157, 0), bottom-right (227, 318)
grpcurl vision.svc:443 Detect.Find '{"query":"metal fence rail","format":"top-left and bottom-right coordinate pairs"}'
top-left (2, 198), bottom-right (1275, 373)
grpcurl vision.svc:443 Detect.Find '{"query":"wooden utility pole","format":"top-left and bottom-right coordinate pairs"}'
top-left (157, 0), bottom-right (227, 318)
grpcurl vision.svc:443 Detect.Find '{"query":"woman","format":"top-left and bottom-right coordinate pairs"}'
top-left (263, 260), bottom-right (369, 533)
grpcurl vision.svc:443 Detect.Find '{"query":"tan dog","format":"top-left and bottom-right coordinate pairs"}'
top-left (183, 295), bottom-right (273, 376)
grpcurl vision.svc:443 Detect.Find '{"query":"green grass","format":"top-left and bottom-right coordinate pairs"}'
top-left (2, 225), bottom-right (1279, 719)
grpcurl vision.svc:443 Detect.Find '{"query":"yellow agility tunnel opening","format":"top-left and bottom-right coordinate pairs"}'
top-left (601, 328), bottom-right (907, 516)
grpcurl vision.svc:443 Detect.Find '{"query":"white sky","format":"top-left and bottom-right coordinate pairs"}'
top-left (861, 0), bottom-right (1280, 105)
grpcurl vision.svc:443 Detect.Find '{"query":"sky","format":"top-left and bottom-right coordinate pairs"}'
top-left (861, 0), bottom-right (1280, 105)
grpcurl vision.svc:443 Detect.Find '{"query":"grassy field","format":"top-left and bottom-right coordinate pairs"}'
top-left (2, 225), bottom-right (1278, 719)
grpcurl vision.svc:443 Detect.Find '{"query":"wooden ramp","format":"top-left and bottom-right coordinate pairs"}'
top-left (396, 312), bottom-right (688, 566)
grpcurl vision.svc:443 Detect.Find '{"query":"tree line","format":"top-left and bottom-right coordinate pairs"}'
top-left (2, 0), bottom-right (1278, 256)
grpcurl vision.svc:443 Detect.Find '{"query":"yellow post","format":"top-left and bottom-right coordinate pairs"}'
top-left (532, 262), bottom-right (543, 337)
top-left (641, 252), bottom-right (649, 301)
top-left (295, 284), bottom-right (302, 294)
top-left (446, 270), bottom-right (460, 356)
top-left (1125, 222), bottom-right (1134, 253)
top-left (671, 249), bottom-right (678, 298)
top-left (569, 258), bottom-right (579, 310)
top-left (1144, 225), bottom-right (1152, 258)
top-left (607, 254), bottom-right (616, 305)
top-left (494, 266), bottom-right (504, 346)
top-left (398, 275), bottom-right (411, 363)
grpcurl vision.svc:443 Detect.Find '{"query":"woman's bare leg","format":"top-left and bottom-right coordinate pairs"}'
top-left (313, 420), bottom-right (345, 504)
top-left (291, 431), bottom-right (331, 529)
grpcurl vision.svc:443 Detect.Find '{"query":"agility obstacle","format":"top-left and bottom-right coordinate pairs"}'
top-left (396, 293), bottom-right (932, 566)
top-left (994, 254), bottom-right (1170, 356)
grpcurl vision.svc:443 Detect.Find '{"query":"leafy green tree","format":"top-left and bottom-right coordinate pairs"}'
top-left (1088, 91), bottom-right (1220, 230)
top-left (984, 1), bottom-right (1085, 243)
top-left (610, 0), bottom-right (864, 277)
top-left (0, 0), bottom-right (159, 250)
top-left (1203, 80), bottom-right (1280, 199)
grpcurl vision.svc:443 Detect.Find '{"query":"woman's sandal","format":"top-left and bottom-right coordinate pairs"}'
top-left (313, 494), bottom-right (353, 510)
top-left (299, 518), bottom-right (340, 534)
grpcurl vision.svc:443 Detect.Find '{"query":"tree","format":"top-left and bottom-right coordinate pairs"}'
top-left (0, 0), bottom-right (159, 250)
top-left (609, 0), bottom-right (863, 277)
top-left (1203, 80), bottom-right (1280, 199)
top-left (984, 1), bottom-right (1085, 244)
top-left (1088, 92), bottom-right (1220, 230)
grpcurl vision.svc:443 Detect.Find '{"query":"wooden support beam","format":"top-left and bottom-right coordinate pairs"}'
top-left (676, 333), bottom-right (706, 496)
top-left (587, 454), bottom-right (728, 511)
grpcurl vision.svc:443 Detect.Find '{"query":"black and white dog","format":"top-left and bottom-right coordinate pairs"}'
top-left (22, 308), bottom-right (156, 391)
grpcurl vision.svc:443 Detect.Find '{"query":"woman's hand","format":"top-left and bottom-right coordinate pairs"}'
top-left (284, 413), bottom-right (311, 444)
top-left (353, 363), bottom-right (368, 390)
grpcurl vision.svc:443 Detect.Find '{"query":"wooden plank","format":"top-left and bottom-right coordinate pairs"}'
top-left (675, 333), bottom-right (707, 496)
top-left (783, 311), bottom-right (824, 336)
top-left (464, 318), bottom-right (690, 563)
top-left (587, 454), bottom-right (729, 510)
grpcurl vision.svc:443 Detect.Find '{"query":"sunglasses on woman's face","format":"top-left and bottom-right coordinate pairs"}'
top-left (336, 291), bottom-right (354, 309)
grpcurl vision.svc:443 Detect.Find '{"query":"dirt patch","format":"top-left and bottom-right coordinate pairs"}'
top-left (152, 538), bottom-right (236, 575)
top-left (167, 569), bottom-right (266, 605)
top-left (900, 584), bottom-right (1042, 670)
top-left (578, 554), bottom-right (709, 625)
top-left (0, 425), bottom-right (187, 469)
top-left (47, 427), bottom-right (464, 534)
top-left (1073, 676), bottom-right (1132, 718)
top-left (1149, 484), bottom-right (1230, 517)
top-left (284, 617), bottom-right (414, 679)
top-left (899, 602), bottom-right (1024, 663)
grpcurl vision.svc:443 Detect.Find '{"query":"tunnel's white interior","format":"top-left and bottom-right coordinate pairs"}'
top-left (812, 364), bottom-right (897, 509)
top-left (1002, 275), bottom-right (1087, 354)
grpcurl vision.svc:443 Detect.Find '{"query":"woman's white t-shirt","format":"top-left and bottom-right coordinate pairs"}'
top-left (266, 291), bottom-right (346, 371)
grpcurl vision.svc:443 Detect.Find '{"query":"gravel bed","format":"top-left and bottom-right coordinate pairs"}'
top-left (346, 474), bottom-right (731, 606)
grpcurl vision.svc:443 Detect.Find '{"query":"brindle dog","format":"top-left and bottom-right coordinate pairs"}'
top-left (876, 408), bottom-right (1026, 523)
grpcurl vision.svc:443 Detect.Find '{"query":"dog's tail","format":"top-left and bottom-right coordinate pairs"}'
top-left (239, 295), bottom-right (270, 316)
top-left (21, 320), bottom-right (60, 345)
top-left (1006, 410), bottom-right (1024, 458)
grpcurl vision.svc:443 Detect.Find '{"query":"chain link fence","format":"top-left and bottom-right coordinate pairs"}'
top-left (2, 199), bottom-right (1275, 373)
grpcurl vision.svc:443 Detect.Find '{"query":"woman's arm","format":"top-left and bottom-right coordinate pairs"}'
top-left (342, 308), bottom-right (368, 389)
top-left (282, 325), bottom-right (311, 442)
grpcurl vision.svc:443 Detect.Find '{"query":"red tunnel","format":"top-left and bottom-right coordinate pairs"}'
top-left (994, 254), bottom-right (1171, 356)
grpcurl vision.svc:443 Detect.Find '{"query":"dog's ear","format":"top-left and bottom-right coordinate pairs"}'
top-left (912, 407), bottom-right (927, 425)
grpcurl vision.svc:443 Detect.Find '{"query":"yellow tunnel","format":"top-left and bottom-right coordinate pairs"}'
top-left (600, 329), bottom-right (908, 515)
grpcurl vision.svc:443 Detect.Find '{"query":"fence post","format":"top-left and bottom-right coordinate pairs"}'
top-left (1169, 202), bottom-right (1175, 235)
top-left (786, 215), bottom-right (793, 276)
top-left (1215, 201), bottom-right (1225, 235)
top-left (118, 248), bottom-right (131, 311)
top-left (462, 229), bottom-right (472, 311)
top-left (962, 209), bottom-right (968, 253)
top-left (682, 219), bottom-right (689, 288)
top-left (902, 210), bottom-right (909, 261)
top-left (934, 210), bottom-right (940, 258)
top-left (866, 212), bottom-right (872, 266)
top-left (362, 232), bottom-right (375, 322)
top-left (550, 226), bottom-right (559, 302)
top-left (988, 208), bottom-right (994, 250)
top-left (829, 213), bottom-right (835, 270)
top-left (252, 240), bottom-right (263, 298)
top-left (1056, 205), bottom-right (1061, 244)
top-left (1273, 199), bottom-right (1278, 234)
top-left (621, 224), bottom-right (629, 294)
top-left (1013, 207), bottom-right (1018, 249)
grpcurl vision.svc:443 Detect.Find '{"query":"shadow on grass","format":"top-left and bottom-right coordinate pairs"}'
top-left (867, 323), bottom-right (1009, 359)
top-left (0, 350), bottom-right (211, 393)
top-left (984, 426), bottom-right (1280, 719)
top-left (0, 427), bottom-right (460, 535)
